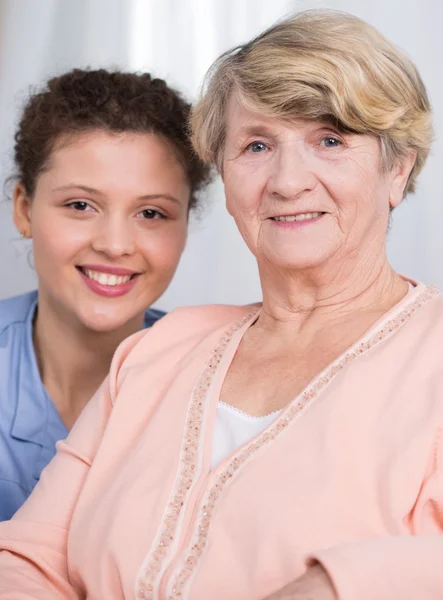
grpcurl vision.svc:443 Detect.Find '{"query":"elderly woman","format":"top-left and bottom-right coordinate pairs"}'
top-left (0, 9), bottom-right (441, 600)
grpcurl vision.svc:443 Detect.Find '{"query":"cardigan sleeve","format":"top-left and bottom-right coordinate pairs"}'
top-left (309, 428), bottom-right (443, 600)
top-left (0, 377), bottom-right (112, 599)
top-left (0, 329), bottom-right (146, 599)
top-left (311, 535), bottom-right (443, 600)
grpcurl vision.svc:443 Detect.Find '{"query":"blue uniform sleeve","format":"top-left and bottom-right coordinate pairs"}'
top-left (0, 478), bottom-right (28, 521)
top-left (144, 307), bottom-right (166, 328)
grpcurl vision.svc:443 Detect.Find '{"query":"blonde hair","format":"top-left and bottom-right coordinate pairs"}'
top-left (191, 9), bottom-right (433, 195)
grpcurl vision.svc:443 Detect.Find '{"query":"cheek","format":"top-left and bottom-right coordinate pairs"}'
top-left (341, 176), bottom-right (390, 214)
top-left (137, 223), bottom-right (187, 268)
top-left (224, 174), bottom-right (263, 219)
top-left (322, 168), bottom-right (379, 215)
top-left (31, 216), bottom-right (86, 269)
top-left (326, 156), bottom-right (387, 206)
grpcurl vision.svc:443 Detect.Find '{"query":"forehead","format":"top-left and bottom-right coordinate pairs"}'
top-left (225, 96), bottom-right (330, 138)
top-left (47, 131), bottom-right (185, 178)
top-left (224, 96), bottom-right (380, 151)
top-left (50, 130), bottom-right (177, 164)
top-left (36, 130), bottom-right (190, 197)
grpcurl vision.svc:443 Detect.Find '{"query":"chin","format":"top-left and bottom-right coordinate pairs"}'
top-left (76, 310), bottom-right (135, 334)
top-left (261, 238), bottom-right (329, 267)
top-left (265, 253), bottom-right (329, 271)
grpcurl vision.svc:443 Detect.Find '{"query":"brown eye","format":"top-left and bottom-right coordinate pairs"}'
top-left (66, 201), bottom-right (92, 211)
top-left (140, 209), bottom-right (166, 220)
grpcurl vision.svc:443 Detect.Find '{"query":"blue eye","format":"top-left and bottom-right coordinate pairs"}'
top-left (247, 141), bottom-right (268, 153)
top-left (322, 137), bottom-right (341, 148)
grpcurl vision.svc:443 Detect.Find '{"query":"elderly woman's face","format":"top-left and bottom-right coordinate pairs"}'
top-left (222, 98), bottom-right (410, 271)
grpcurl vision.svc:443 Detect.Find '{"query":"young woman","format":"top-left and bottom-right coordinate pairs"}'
top-left (0, 68), bottom-right (210, 520)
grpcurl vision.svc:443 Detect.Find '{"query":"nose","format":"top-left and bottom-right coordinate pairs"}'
top-left (267, 144), bottom-right (317, 200)
top-left (90, 214), bottom-right (136, 258)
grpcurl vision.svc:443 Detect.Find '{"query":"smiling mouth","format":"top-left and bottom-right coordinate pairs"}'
top-left (77, 267), bottom-right (138, 287)
top-left (272, 211), bottom-right (325, 222)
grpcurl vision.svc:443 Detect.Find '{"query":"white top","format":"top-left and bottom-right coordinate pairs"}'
top-left (211, 282), bottom-right (416, 470)
top-left (211, 402), bottom-right (280, 469)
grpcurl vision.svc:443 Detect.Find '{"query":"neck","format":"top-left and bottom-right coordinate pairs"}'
top-left (33, 290), bottom-right (145, 428)
top-left (257, 243), bottom-right (408, 332)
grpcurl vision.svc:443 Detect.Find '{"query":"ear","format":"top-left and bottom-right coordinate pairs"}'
top-left (389, 150), bottom-right (417, 209)
top-left (13, 183), bottom-right (33, 238)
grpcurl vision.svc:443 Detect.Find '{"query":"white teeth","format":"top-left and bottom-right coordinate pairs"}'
top-left (274, 212), bottom-right (323, 222)
top-left (83, 269), bottom-right (132, 286)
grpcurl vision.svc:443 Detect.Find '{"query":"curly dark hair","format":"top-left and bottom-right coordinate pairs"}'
top-left (13, 68), bottom-right (212, 210)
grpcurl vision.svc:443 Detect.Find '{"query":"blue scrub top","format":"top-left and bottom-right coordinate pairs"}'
top-left (0, 290), bottom-right (164, 521)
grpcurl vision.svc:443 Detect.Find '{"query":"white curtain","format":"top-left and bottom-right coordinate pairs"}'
top-left (1, 0), bottom-right (442, 309)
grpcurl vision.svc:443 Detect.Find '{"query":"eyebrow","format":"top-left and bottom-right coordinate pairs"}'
top-left (51, 185), bottom-right (183, 205)
top-left (52, 184), bottom-right (102, 195)
top-left (234, 120), bottom-right (345, 138)
top-left (137, 194), bottom-right (182, 206)
top-left (235, 124), bottom-right (275, 138)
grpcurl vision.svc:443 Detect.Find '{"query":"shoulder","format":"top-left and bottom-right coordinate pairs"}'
top-left (148, 303), bottom-right (258, 340)
top-left (0, 291), bottom-right (37, 335)
top-left (377, 284), bottom-right (443, 350)
top-left (408, 285), bottom-right (443, 328)
top-left (136, 303), bottom-right (257, 350)
top-left (161, 303), bottom-right (254, 325)
top-left (143, 307), bottom-right (166, 328)
top-left (109, 303), bottom-right (259, 380)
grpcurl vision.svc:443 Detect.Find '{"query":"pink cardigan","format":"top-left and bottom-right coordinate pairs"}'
top-left (1, 281), bottom-right (443, 600)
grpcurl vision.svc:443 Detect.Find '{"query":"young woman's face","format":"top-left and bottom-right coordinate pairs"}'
top-left (14, 130), bottom-right (190, 332)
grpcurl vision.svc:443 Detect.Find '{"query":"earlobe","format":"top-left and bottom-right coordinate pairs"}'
top-left (389, 151), bottom-right (417, 209)
top-left (13, 183), bottom-right (32, 238)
